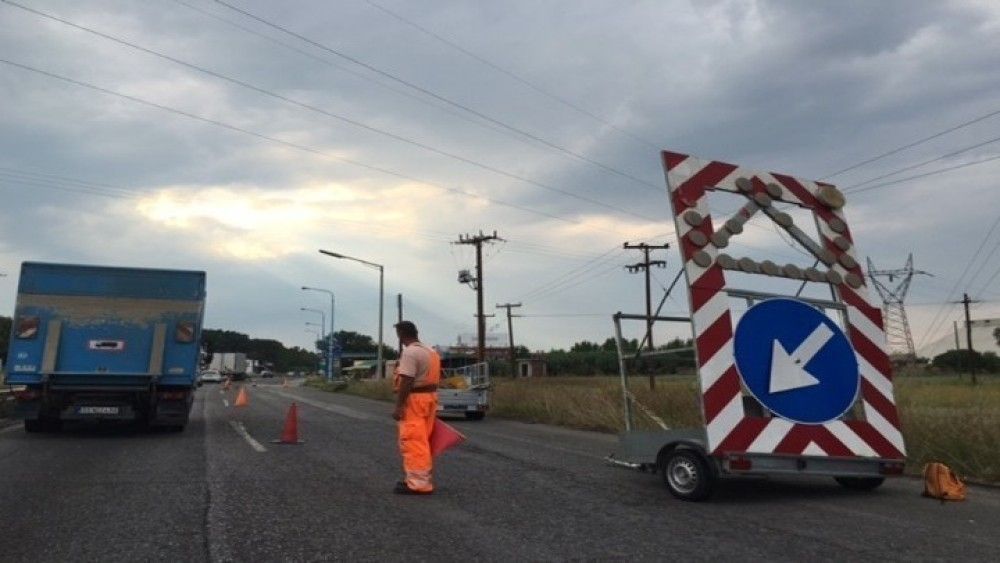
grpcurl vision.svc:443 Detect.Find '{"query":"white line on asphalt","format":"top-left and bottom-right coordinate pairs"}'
top-left (222, 399), bottom-right (230, 408)
top-left (263, 389), bottom-right (379, 422)
top-left (229, 420), bottom-right (267, 452)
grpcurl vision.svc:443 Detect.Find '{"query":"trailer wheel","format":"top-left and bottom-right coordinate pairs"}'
top-left (662, 449), bottom-right (715, 501)
top-left (834, 476), bottom-right (884, 491)
top-left (464, 412), bottom-right (485, 421)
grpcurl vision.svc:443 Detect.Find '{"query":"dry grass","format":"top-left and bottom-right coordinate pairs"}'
top-left (327, 374), bottom-right (1000, 483)
top-left (895, 376), bottom-right (1000, 483)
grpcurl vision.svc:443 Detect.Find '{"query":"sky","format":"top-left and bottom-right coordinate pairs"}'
top-left (1, 0), bottom-right (999, 355)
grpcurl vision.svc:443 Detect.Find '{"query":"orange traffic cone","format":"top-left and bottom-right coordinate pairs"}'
top-left (430, 418), bottom-right (465, 457)
top-left (234, 386), bottom-right (249, 408)
top-left (281, 377), bottom-right (289, 388)
top-left (272, 403), bottom-right (303, 444)
top-left (222, 378), bottom-right (231, 391)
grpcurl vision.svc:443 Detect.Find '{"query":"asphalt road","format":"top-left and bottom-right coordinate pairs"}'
top-left (0, 380), bottom-right (997, 562)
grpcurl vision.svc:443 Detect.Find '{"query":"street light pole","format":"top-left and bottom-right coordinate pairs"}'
top-left (302, 286), bottom-right (336, 381)
top-left (300, 307), bottom-right (325, 346)
top-left (318, 250), bottom-right (385, 380)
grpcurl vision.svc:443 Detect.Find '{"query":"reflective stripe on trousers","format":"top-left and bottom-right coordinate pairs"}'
top-left (399, 393), bottom-right (437, 492)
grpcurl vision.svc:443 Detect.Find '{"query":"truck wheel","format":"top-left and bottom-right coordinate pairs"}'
top-left (464, 412), bottom-right (486, 421)
top-left (834, 476), bottom-right (885, 491)
top-left (662, 449), bottom-right (715, 501)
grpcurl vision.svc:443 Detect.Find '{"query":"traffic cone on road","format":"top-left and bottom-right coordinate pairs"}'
top-left (222, 378), bottom-right (231, 391)
top-left (282, 377), bottom-right (289, 388)
top-left (272, 403), bottom-right (303, 444)
top-left (234, 386), bottom-right (249, 408)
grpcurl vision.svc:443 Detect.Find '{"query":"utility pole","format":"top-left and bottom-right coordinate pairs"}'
top-left (624, 242), bottom-right (669, 389)
top-left (455, 231), bottom-right (503, 362)
top-left (397, 293), bottom-right (403, 355)
top-left (497, 302), bottom-right (522, 377)
top-left (867, 254), bottom-right (931, 363)
top-left (958, 293), bottom-right (979, 385)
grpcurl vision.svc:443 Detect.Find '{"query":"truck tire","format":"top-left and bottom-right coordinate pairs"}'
top-left (662, 449), bottom-right (715, 501)
top-left (834, 476), bottom-right (885, 491)
top-left (464, 412), bottom-right (486, 421)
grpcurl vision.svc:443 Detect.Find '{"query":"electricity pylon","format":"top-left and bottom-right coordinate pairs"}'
top-left (866, 253), bottom-right (931, 361)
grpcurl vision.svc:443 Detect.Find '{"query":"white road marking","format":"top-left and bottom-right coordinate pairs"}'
top-left (222, 399), bottom-right (230, 407)
top-left (229, 420), bottom-right (267, 452)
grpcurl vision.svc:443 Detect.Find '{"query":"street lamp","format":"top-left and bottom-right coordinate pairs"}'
top-left (302, 286), bottom-right (336, 380)
top-left (300, 307), bottom-right (325, 344)
top-left (319, 249), bottom-right (385, 380)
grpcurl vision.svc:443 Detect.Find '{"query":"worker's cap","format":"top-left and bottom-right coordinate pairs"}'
top-left (394, 320), bottom-right (418, 337)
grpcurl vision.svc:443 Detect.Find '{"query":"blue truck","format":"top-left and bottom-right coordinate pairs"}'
top-left (5, 262), bottom-right (206, 432)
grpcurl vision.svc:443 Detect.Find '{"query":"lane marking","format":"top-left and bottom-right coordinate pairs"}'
top-left (263, 389), bottom-right (378, 421)
top-left (222, 399), bottom-right (230, 408)
top-left (228, 420), bottom-right (267, 452)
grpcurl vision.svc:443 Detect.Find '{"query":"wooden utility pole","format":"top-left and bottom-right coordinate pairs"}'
top-left (624, 242), bottom-right (669, 389)
top-left (496, 302), bottom-right (522, 377)
top-left (959, 293), bottom-right (979, 385)
top-left (455, 231), bottom-right (502, 362)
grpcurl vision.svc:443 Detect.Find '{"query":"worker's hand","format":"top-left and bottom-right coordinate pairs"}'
top-left (392, 406), bottom-right (404, 421)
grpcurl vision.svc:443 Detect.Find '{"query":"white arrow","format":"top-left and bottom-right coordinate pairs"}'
top-left (769, 323), bottom-right (834, 394)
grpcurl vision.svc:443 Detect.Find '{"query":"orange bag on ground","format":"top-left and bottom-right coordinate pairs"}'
top-left (922, 462), bottom-right (966, 501)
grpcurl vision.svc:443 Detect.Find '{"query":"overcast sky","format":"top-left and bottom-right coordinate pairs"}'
top-left (1, 0), bottom-right (999, 355)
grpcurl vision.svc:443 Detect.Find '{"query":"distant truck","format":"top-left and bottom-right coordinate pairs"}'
top-left (208, 352), bottom-right (248, 378)
top-left (5, 262), bottom-right (206, 432)
top-left (437, 360), bottom-right (491, 420)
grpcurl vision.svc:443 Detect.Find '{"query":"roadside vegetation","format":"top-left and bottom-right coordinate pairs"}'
top-left (320, 372), bottom-right (999, 483)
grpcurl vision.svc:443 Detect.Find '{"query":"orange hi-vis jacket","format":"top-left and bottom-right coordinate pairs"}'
top-left (394, 342), bottom-right (441, 493)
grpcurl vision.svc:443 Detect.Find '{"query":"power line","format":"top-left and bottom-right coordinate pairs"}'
top-left (360, 0), bottom-right (661, 151)
top-left (0, 57), bottom-right (653, 234)
top-left (169, 0), bottom-right (551, 148)
top-left (916, 214), bottom-right (1000, 349)
top-left (845, 154), bottom-right (1000, 196)
top-left (820, 107), bottom-right (1000, 179)
top-left (844, 134), bottom-right (1000, 190)
top-left (2, 1), bottom-right (660, 223)
top-left (211, 0), bottom-right (662, 191)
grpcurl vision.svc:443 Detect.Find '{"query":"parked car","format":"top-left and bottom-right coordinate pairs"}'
top-left (260, 370), bottom-right (274, 378)
top-left (199, 370), bottom-right (223, 383)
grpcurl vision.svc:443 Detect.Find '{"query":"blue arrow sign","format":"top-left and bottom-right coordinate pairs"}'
top-left (734, 298), bottom-right (860, 424)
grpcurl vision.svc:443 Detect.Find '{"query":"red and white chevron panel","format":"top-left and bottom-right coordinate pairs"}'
top-left (661, 150), bottom-right (905, 460)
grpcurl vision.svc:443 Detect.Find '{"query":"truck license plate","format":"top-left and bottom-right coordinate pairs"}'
top-left (77, 406), bottom-right (120, 415)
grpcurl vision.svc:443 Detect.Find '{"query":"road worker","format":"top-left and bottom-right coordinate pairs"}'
top-left (391, 320), bottom-right (441, 495)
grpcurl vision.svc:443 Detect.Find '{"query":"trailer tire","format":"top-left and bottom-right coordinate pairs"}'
top-left (834, 476), bottom-right (884, 491)
top-left (464, 412), bottom-right (485, 421)
top-left (662, 449), bottom-right (715, 501)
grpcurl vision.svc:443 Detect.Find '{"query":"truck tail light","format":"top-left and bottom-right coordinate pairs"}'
top-left (879, 461), bottom-right (905, 475)
top-left (16, 316), bottom-right (39, 339)
top-left (158, 390), bottom-right (187, 401)
top-left (175, 322), bottom-right (196, 343)
top-left (15, 389), bottom-right (41, 401)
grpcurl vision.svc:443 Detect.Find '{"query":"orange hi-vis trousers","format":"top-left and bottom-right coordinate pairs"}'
top-left (398, 393), bottom-right (437, 492)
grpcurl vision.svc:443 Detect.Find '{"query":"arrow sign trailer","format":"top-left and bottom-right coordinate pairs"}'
top-left (661, 150), bottom-right (905, 461)
top-left (734, 299), bottom-right (860, 424)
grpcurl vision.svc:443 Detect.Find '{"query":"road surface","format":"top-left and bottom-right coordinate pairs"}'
top-left (0, 380), bottom-right (997, 562)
